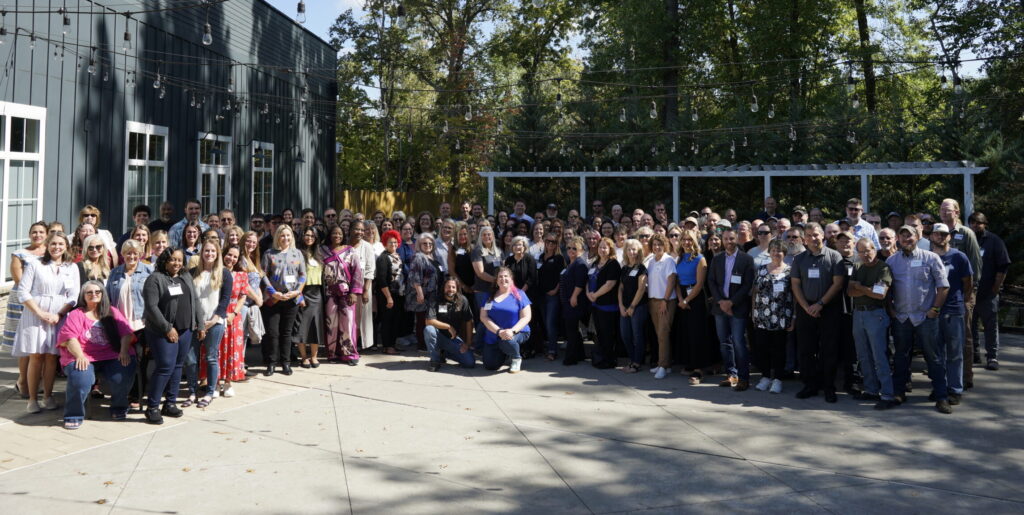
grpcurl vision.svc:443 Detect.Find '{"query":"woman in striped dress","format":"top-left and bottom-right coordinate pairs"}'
top-left (3, 222), bottom-right (48, 398)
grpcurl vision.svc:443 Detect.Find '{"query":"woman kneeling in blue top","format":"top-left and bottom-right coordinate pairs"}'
top-left (479, 266), bottom-right (532, 373)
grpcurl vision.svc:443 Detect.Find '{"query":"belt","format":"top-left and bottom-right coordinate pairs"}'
top-left (854, 305), bottom-right (884, 311)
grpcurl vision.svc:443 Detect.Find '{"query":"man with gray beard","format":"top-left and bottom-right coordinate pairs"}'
top-left (784, 226), bottom-right (805, 265)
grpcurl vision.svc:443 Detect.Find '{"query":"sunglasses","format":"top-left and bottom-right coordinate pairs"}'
top-left (668, 234), bottom-right (680, 238)
top-left (326, 213), bottom-right (338, 218)
top-left (84, 290), bottom-right (103, 296)
top-left (758, 231), bottom-right (771, 235)
top-left (87, 245), bottom-right (104, 251)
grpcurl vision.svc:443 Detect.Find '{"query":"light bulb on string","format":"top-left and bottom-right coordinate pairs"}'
top-left (464, 105), bottom-right (472, 121)
top-left (153, 74), bottom-right (161, 89)
top-left (496, 119), bottom-right (503, 131)
top-left (103, 70), bottom-right (109, 82)
top-left (275, 115), bottom-right (281, 124)
top-left (297, 1), bottom-right (307, 24)
top-left (505, 145), bottom-right (510, 156)
top-left (29, 34), bottom-right (36, 49)
top-left (159, 86), bottom-right (166, 99)
top-left (691, 109), bottom-right (699, 122)
top-left (730, 139), bottom-right (736, 153)
top-left (300, 86), bottom-right (309, 102)
top-left (846, 131), bottom-right (856, 143)
top-left (750, 94), bottom-right (759, 113)
top-left (614, 143), bottom-right (620, 155)
top-left (60, 9), bottom-right (71, 36)
top-left (202, 23), bottom-right (213, 46)
top-left (455, 139), bottom-right (460, 150)
top-left (555, 92), bottom-right (563, 110)
top-left (650, 145), bottom-right (658, 156)
top-left (742, 136), bottom-right (748, 147)
top-left (767, 104), bottom-right (775, 118)
top-left (694, 143), bottom-right (699, 155)
top-left (87, 58), bottom-right (96, 75)
top-left (619, 108), bottom-right (626, 123)
top-left (851, 93), bottom-right (860, 109)
top-left (190, 94), bottom-right (196, 107)
top-left (788, 125), bottom-right (797, 141)
top-left (0, 27), bottom-right (7, 46)
top-left (649, 100), bottom-right (657, 119)
top-left (670, 141), bottom-right (676, 153)
top-left (122, 30), bottom-right (131, 52)
top-left (953, 75), bottom-right (963, 94)
top-left (442, 120), bottom-right (449, 133)
top-left (75, 58), bottom-right (81, 74)
top-left (227, 78), bottom-right (235, 94)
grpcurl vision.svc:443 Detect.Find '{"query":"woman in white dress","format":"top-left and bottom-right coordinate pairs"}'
top-left (2, 222), bottom-right (48, 399)
top-left (13, 231), bottom-right (81, 413)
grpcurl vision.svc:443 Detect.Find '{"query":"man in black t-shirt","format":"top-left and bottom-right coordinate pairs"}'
top-left (424, 278), bottom-right (476, 371)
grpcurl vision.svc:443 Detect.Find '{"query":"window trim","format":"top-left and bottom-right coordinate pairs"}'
top-left (196, 132), bottom-right (233, 214)
top-left (124, 121), bottom-right (169, 232)
top-left (0, 101), bottom-right (46, 286)
top-left (250, 141), bottom-right (274, 216)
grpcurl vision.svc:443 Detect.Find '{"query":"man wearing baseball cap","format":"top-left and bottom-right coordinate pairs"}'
top-left (791, 206), bottom-right (807, 226)
top-left (887, 224), bottom-right (951, 413)
top-left (930, 223), bottom-right (973, 406)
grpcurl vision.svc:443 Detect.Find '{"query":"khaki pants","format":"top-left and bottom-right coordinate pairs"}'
top-left (649, 299), bottom-right (676, 369)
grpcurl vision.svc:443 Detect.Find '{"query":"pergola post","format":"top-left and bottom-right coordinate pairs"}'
top-left (860, 174), bottom-right (870, 213)
top-left (672, 176), bottom-right (680, 223)
top-left (763, 175), bottom-right (772, 199)
top-left (487, 175), bottom-right (494, 215)
top-left (580, 175), bottom-right (587, 219)
top-left (963, 172), bottom-right (974, 224)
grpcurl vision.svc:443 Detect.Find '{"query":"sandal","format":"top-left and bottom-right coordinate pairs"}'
top-left (64, 419), bottom-right (82, 430)
top-left (310, 359), bottom-right (320, 368)
top-left (688, 371), bottom-right (703, 386)
top-left (196, 395), bottom-right (213, 409)
top-left (180, 395), bottom-right (195, 408)
top-left (90, 385), bottom-right (104, 399)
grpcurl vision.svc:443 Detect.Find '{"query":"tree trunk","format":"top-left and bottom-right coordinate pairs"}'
top-left (853, 0), bottom-right (878, 113)
top-left (662, 0), bottom-right (680, 130)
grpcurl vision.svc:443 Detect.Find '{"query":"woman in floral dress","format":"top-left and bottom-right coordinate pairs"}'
top-left (321, 226), bottom-right (364, 364)
top-left (201, 244), bottom-right (261, 397)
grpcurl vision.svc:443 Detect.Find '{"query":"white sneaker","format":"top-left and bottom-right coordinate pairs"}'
top-left (654, 367), bottom-right (667, 379)
top-left (41, 396), bottom-right (59, 410)
top-left (769, 379), bottom-right (783, 394)
top-left (26, 400), bottom-right (41, 414)
top-left (222, 386), bottom-right (235, 398)
top-left (755, 377), bottom-right (772, 391)
top-left (509, 358), bottom-right (522, 373)
top-left (650, 366), bottom-right (660, 373)
top-left (211, 390), bottom-right (220, 399)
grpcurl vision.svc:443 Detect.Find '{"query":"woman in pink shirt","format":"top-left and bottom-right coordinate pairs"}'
top-left (57, 280), bottom-right (136, 430)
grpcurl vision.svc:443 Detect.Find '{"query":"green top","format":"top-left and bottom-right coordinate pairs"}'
top-left (852, 260), bottom-right (892, 309)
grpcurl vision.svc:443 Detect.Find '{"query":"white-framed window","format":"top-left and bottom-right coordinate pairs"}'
top-left (124, 121), bottom-right (168, 232)
top-left (251, 141), bottom-right (274, 216)
top-left (197, 133), bottom-right (232, 215)
top-left (0, 102), bottom-right (46, 283)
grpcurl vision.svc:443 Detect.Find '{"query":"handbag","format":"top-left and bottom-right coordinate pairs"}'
top-left (246, 305), bottom-right (266, 344)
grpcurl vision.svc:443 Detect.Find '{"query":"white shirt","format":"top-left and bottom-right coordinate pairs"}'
top-left (645, 254), bottom-right (677, 300)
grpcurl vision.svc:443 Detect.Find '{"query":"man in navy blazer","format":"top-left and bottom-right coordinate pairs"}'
top-left (708, 229), bottom-right (756, 391)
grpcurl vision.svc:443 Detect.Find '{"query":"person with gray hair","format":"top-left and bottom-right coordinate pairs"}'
top-left (505, 235), bottom-right (539, 356)
top-left (848, 237), bottom-right (897, 409)
top-left (406, 232), bottom-right (443, 349)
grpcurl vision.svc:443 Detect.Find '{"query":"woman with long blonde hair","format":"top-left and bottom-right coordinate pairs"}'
top-left (185, 239), bottom-right (233, 408)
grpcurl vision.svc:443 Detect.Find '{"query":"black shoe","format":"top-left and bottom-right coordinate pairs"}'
top-left (935, 399), bottom-right (953, 414)
top-left (281, 363), bottom-right (293, 376)
top-left (948, 393), bottom-right (962, 405)
top-left (346, 359), bottom-right (359, 366)
top-left (161, 403), bottom-right (183, 418)
top-left (824, 389), bottom-right (838, 403)
top-left (245, 369), bottom-right (259, 377)
top-left (796, 388), bottom-right (818, 399)
top-left (300, 361), bottom-right (312, 369)
top-left (263, 364), bottom-right (276, 376)
top-left (844, 385), bottom-right (861, 396)
top-left (928, 392), bottom-right (938, 402)
top-left (893, 394), bottom-right (906, 405)
top-left (874, 399), bottom-right (898, 411)
top-left (310, 361), bottom-right (320, 369)
top-left (985, 360), bottom-right (999, 371)
top-left (145, 408), bottom-right (164, 425)
top-left (853, 392), bottom-right (880, 401)
top-left (905, 381), bottom-right (913, 392)
top-left (427, 362), bottom-right (441, 372)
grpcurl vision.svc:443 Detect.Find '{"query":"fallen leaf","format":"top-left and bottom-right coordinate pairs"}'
top-left (103, 481), bottom-right (114, 487)
top-left (439, 464), bottom-right (448, 469)
top-left (212, 431), bottom-right (228, 435)
top-left (95, 499), bottom-right (107, 505)
top-left (182, 467), bottom-right (191, 472)
top-left (564, 391), bottom-right (574, 395)
top-left (246, 469), bottom-right (255, 473)
top-left (77, 471), bottom-right (88, 476)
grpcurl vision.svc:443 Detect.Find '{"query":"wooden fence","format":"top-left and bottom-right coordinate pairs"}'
top-left (336, 190), bottom-right (471, 218)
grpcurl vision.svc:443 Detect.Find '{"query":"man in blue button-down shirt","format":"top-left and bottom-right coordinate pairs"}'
top-left (887, 225), bottom-right (950, 413)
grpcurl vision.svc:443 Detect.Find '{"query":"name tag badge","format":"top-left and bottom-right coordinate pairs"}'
top-left (686, 287), bottom-right (694, 296)
top-left (560, 269), bottom-right (567, 275)
top-left (629, 269), bottom-right (638, 277)
top-left (438, 305), bottom-right (448, 314)
top-left (730, 274), bottom-right (742, 285)
top-left (808, 268), bottom-right (820, 279)
top-left (846, 265), bottom-right (854, 276)
top-left (589, 268), bottom-right (598, 276)
top-left (483, 302), bottom-right (493, 311)
top-left (910, 260), bottom-right (922, 268)
top-left (439, 265), bottom-right (446, 273)
top-left (456, 248), bottom-right (466, 256)
top-left (536, 262), bottom-right (543, 270)
top-left (954, 233), bottom-right (964, 241)
top-left (980, 249), bottom-right (986, 257)
top-left (773, 281), bottom-right (785, 294)
top-left (284, 274), bottom-right (297, 284)
top-left (872, 283), bottom-right (887, 295)
top-left (168, 284), bottom-right (183, 296)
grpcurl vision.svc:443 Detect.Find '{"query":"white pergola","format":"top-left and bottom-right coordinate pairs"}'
top-left (479, 161), bottom-right (987, 222)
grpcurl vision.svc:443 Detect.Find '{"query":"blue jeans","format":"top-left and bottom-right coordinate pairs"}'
top-left (852, 309), bottom-right (894, 400)
top-left (892, 317), bottom-right (941, 399)
top-left (619, 303), bottom-right (649, 365)
top-left (544, 295), bottom-right (561, 355)
top-left (715, 314), bottom-right (749, 381)
top-left (63, 357), bottom-right (137, 421)
top-left (482, 332), bottom-right (527, 370)
top-left (185, 323), bottom-right (225, 397)
top-left (146, 328), bottom-right (192, 409)
top-left (939, 313), bottom-right (965, 394)
top-left (424, 325), bottom-right (476, 368)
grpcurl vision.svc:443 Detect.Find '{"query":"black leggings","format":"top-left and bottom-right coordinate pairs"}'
top-left (262, 301), bottom-right (298, 365)
top-left (753, 328), bottom-right (788, 379)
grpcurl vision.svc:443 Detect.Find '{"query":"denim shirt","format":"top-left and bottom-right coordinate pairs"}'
top-left (106, 262), bottom-right (154, 321)
top-left (887, 248), bottom-right (949, 326)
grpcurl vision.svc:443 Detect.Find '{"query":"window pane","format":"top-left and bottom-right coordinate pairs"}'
top-left (128, 132), bottom-right (141, 160)
top-left (10, 118), bottom-right (40, 153)
top-left (149, 166), bottom-right (164, 197)
top-left (217, 174), bottom-right (227, 208)
top-left (265, 150), bottom-right (273, 168)
top-left (149, 135), bottom-right (165, 161)
top-left (10, 161), bottom-right (39, 199)
top-left (199, 140), bottom-right (211, 165)
top-left (0, 116), bottom-right (6, 152)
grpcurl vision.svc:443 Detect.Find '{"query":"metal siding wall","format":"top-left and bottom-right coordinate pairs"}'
top-left (0, 0), bottom-right (335, 234)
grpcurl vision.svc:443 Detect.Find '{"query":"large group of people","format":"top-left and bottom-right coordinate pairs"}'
top-left (0, 194), bottom-right (1012, 429)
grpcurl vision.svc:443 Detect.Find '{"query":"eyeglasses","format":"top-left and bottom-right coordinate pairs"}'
top-left (758, 231), bottom-right (771, 236)
top-left (82, 213), bottom-right (98, 218)
top-left (325, 213), bottom-right (337, 218)
top-left (87, 245), bottom-right (104, 251)
top-left (84, 290), bottom-right (103, 296)
top-left (847, 207), bottom-right (863, 212)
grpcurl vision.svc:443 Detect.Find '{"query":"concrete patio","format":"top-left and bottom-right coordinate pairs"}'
top-left (1, 334), bottom-right (1021, 514)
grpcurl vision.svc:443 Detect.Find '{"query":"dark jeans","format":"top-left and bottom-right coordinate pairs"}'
top-left (262, 301), bottom-right (298, 365)
top-left (715, 313), bottom-right (750, 381)
top-left (562, 308), bottom-right (585, 364)
top-left (378, 293), bottom-right (404, 348)
top-left (63, 357), bottom-right (137, 421)
top-left (796, 302), bottom-right (840, 391)
top-left (482, 332), bottom-right (527, 370)
top-left (753, 328), bottom-right (788, 379)
top-left (543, 294), bottom-right (561, 356)
top-left (838, 311), bottom-right (858, 388)
top-left (619, 303), bottom-right (649, 365)
top-left (893, 317), bottom-right (942, 399)
top-left (590, 307), bottom-right (619, 368)
top-left (972, 294), bottom-right (1000, 361)
top-left (146, 328), bottom-right (192, 409)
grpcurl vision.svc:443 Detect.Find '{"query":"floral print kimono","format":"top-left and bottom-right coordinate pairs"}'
top-left (322, 245), bottom-right (364, 362)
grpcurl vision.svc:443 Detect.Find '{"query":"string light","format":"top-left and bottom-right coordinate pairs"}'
top-left (649, 100), bottom-right (657, 119)
top-left (691, 108), bottom-right (699, 122)
top-left (619, 107), bottom-right (626, 123)
top-left (0, 11), bottom-right (7, 45)
top-left (159, 86), bottom-right (166, 99)
top-left (296, 1), bottom-right (307, 24)
top-left (670, 141), bottom-right (676, 152)
top-left (442, 120), bottom-right (449, 133)
top-left (59, 8), bottom-right (71, 37)
top-left (464, 105), bottom-right (472, 121)
top-left (122, 28), bottom-right (131, 52)
top-left (227, 77), bottom-right (235, 94)
top-left (788, 125), bottom-right (797, 141)
top-left (614, 143), bottom-right (620, 155)
top-left (202, 22), bottom-right (213, 45)
top-left (555, 92), bottom-right (563, 110)
top-left (767, 104), bottom-right (775, 118)
top-left (750, 93), bottom-right (759, 113)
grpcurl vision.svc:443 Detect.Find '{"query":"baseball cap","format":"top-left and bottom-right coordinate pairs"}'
top-left (792, 205), bottom-right (807, 215)
top-left (931, 223), bottom-right (951, 234)
top-left (898, 224), bottom-right (917, 235)
top-left (716, 219), bottom-right (732, 228)
top-left (546, 203), bottom-right (557, 210)
top-left (887, 211), bottom-right (901, 219)
top-left (682, 217), bottom-right (699, 226)
top-left (836, 230), bottom-right (855, 241)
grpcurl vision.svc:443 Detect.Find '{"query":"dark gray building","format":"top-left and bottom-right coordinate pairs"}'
top-left (0, 0), bottom-right (336, 281)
